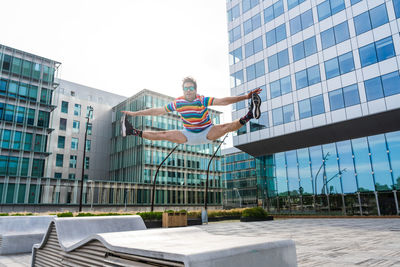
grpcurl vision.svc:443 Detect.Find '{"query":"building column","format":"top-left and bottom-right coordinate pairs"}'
top-left (393, 190), bottom-right (399, 215)
top-left (341, 194), bottom-right (346, 215)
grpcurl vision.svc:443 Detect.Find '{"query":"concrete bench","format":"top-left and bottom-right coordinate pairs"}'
top-left (32, 217), bottom-right (297, 267)
top-left (0, 215), bottom-right (55, 255)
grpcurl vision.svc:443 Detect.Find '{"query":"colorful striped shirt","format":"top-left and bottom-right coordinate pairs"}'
top-left (164, 95), bottom-right (214, 133)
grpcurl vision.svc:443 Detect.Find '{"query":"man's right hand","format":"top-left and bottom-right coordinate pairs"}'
top-left (121, 111), bottom-right (134, 116)
top-left (247, 88), bottom-right (262, 99)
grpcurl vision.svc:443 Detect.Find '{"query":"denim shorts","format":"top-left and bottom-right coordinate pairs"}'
top-left (181, 125), bottom-right (213, 145)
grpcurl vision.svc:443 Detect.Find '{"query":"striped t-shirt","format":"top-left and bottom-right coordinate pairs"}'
top-left (164, 95), bottom-right (214, 133)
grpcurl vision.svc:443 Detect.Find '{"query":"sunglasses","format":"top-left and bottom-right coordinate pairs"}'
top-left (183, 86), bottom-right (196, 91)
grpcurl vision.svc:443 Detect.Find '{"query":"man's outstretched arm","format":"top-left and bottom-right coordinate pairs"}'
top-left (212, 88), bottom-right (262, 106)
top-left (121, 107), bottom-right (167, 117)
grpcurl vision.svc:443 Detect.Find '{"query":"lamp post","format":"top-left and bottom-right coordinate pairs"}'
top-left (88, 180), bottom-right (94, 210)
top-left (79, 106), bottom-right (93, 212)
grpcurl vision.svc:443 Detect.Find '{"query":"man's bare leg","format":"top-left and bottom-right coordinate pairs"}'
top-left (142, 130), bottom-right (187, 144)
top-left (206, 120), bottom-right (243, 141)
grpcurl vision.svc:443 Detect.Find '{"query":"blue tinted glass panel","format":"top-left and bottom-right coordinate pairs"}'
top-left (286, 150), bottom-right (300, 194)
top-left (368, 134), bottom-right (393, 191)
top-left (342, 84), bottom-right (360, 107)
top-left (311, 94), bottom-right (325, 115)
top-left (337, 140), bottom-right (357, 193)
top-left (272, 107), bottom-right (283, 125)
top-left (245, 42), bottom-right (254, 58)
top-left (266, 29), bottom-right (276, 47)
top-left (281, 76), bottom-right (292, 95)
top-left (264, 6), bottom-right (274, 23)
top-left (270, 80), bottom-right (280, 98)
top-left (304, 37), bottom-right (317, 57)
top-left (274, 0), bottom-right (284, 17)
top-left (268, 54), bottom-right (279, 72)
top-left (375, 36), bottom-right (395, 62)
top-left (299, 99), bottom-right (311, 119)
top-left (329, 89), bottom-right (344, 110)
top-left (322, 143), bottom-right (342, 194)
top-left (283, 104), bottom-right (294, 123)
top-left (243, 19), bottom-right (253, 35)
top-left (359, 43), bottom-right (377, 67)
top-left (386, 131), bottom-right (400, 189)
top-left (290, 16), bottom-right (302, 35)
top-left (382, 71), bottom-right (400, 97)
top-left (334, 22), bottom-right (350, 44)
top-left (330, 0), bottom-right (345, 15)
top-left (297, 148), bottom-right (313, 194)
top-left (252, 14), bottom-right (262, 31)
top-left (276, 24), bottom-right (286, 42)
top-left (321, 28), bottom-right (335, 49)
top-left (288, 0), bottom-right (298, 10)
top-left (293, 42), bottom-right (305, 62)
top-left (325, 57), bottom-right (340, 79)
top-left (307, 65), bottom-right (321, 85)
top-left (364, 77), bottom-right (384, 101)
top-left (338, 52), bottom-right (355, 74)
top-left (229, 47), bottom-right (242, 65)
top-left (352, 137), bottom-right (374, 192)
top-left (370, 4), bottom-right (389, 29)
top-left (351, 0), bottom-right (361, 4)
top-left (275, 153), bottom-right (288, 194)
top-left (295, 69), bottom-right (308, 89)
top-left (246, 65), bottom-right (256, 81)
top-left (317, 1), bottom-right (331, 21)
top-left (310, 146), bottom-right (324, 194)
top-left (253, 37), bottom-right (263, 54)
top-left (255, 60), bottom-right (265, 78)
top-left (394, 0), bottom-right (400, 19)
top-left (243, 0), bottom-right (251, 13)
top-left (301, 9), bottom-right (314, 29)
top-left (278, 49), bottom-right (289, 68)
top-left (354, 12), bottom-right (371, 35)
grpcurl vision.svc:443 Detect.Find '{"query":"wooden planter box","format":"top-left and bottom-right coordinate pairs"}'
top-left (162, 212), bottom-right (187, 228)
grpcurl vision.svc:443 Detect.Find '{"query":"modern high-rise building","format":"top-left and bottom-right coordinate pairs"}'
top-left (111, 89), bottom-right (224, 207)
top-left (0, 44), bottom-right (60, 204)
top-left (226, 0), bottom-right (400, 215)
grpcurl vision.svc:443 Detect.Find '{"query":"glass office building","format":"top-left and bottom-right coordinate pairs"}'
top-left (0, 44), bottom-right (60, 204)
top-left (111, 89), bottom-right (224, 207)
top-left (226, 0), bottom-right (400, 215)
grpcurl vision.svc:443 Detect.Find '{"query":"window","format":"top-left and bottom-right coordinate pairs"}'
top-left (268, 49), bottom-right (289, 72)
top-left (320, 21), bottom-right (350, 50)
top-left (359, 36), bottom-right (395, 68)
top-left (243, 0), bottom-right (259, 13)
top-left (227, 4), bottom-right (240, 21)
top-left (365, 72), bottom-right (400, 101)
top-left (87, 123), bottom-right (92, 135)
top-left (295, 65), bottom-right (321, 89)
top-left (270, 76), bottom-right (292, 98)
top-left (229, 26), bottom-right (241, 43)
top-left (229, 47), bottom-right (242, 65)
top-left (1, 130), bottom-right (11, 149)
top-left (56, 154), bottom-right (64, 167)
top-left (69, 155), bottom-right (77, 168)
top-left (86, 140), bottom-right (91, 152)
top-left (329, 84), bottom-right (360, 110)
top-left (287, 0), bottom-right (305, 10)
top-left (283, 104), bottom-right (295, 123)
top-left (272, 107), bottom-right (283, 126)
top-left (324, 52), bottom-right (355, 80)
top-left (85, 157), bottom-right (89, 169)
top-left (73, 120), bottom-right (80, 133)
top-left (38, 111), bottom-right (49, 127)
top-left (60, 118), bottom-right (67, 131)
top-left (71, 137), bottom-right (79, 150)
top-left (86, 106), bottom-right (93, 119)
top-left (350, 0), bottom-right (361, 5)
top-left (292, 36), bottom-right (317, 62)
top-left (230, 70), bottom-right (244, 87)
top-left (246, 60), bottom-right (265, 81)
top-left (61, 101), bottom-right (68, 113)
top-left (354, 4), bottom-right (388, 35)
top-left (68, 173), bottom-right (76, 180)
top-left (55, 172), bottom-right (62, 179)
top-left (245, 36), bottom-right (263, 58)
top-left (244, 14), bottom-right (261, 35)
top-left (74, 104), bottom-right (81, 116)
top-left (290, 9), bottom-right (313, 35)
top-left (394, 0), bottom-right (400, 19)
top-left (250, 111), bottom-right (269, 132)
top-left (12, 131), bottom-right (22, 149)
top-left (298, 94), bottom-right (325, 119)
top-left (264, 0), bottom-right (284, 24)
top-left (57, 136), bottom-right (65, 149)
top-left (317, 0), bottom-right (345, 21)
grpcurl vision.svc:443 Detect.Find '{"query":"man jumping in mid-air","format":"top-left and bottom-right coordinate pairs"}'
top-left (120, 76), bottom-right (262, 145)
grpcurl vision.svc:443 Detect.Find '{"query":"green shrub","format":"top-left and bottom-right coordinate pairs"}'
top-left (178, 209), bottom-right (187, 214)
top-left (76, 212), bottom-right (95, 217)
top-left (11, 213), bottom-right (33, 216)
top-left (0, 213), bottom-right (9, 216)
top-left (188, 211), bottom-right (201, 218)
top-left (57, 212), bottom-right (74, 217)
top-left (241, 207), bottom-right (268, 218)
top-left (137, 211), bottom-right (163, 221)
top-left (164, 210), bottom-right (175, 213)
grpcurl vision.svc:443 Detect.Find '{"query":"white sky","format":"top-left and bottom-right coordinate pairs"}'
top-left (2, 0), bottom-right (234, 146)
